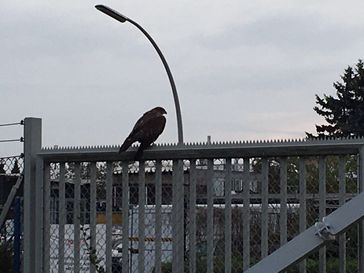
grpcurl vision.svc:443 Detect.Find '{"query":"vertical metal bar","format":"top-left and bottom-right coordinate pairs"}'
top-left (178, 159), bottom-right (185, 273)
top-left (180, 160), bottom-right (185, 273)
top-left (34, 158), bottom-right (44, 273)
top-left (225, 159), bottom-right (232, 273)
top-left (243, 158), bottom-right (251, 270)
top-left (122, 161), bottom-right (130, 273)
top-left (338, 156), bottom-right (346, 273)
top-left (42, 161), bottom-right (50, 273)
top-left (90, 163), bottom-right (97, 273)
top-left (207, 159), bottom-right (214, 273)
top-left (74, 163), bottom-right (81, 273)
top-left (189, 160), bottom-right (197, 273)
top-left (319, 156), bottom-right (327, 273)
top-left (359, 146), bottom-right (364, 273)
top-left (138, 161), bottom-right (146, 273)
top-left (299, 157), bottom-right (307, 273)
top-left (23, 117), bottom-right (42, 273)
top-left (261, 158), bottom-right (269, 258)
top-left (172, 160), bottom-right (184, 273)
top-left (13, 197), bottom-right (21, 273)
top-left (172, 160), bottom-right (177, 272)
top-left (106, 162), bottom-right (113, 273)
top-left (59, 163), bottom-right (66, 273)
top-left (155, 160), bottom-right (162, 273)
top-left (280, 157), bottom-right (288, 246)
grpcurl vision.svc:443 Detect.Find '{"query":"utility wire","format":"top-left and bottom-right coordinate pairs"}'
top-left (0, 138), bottom-right (24, 143)
top-left (0, 120), bottom-right (24, 127)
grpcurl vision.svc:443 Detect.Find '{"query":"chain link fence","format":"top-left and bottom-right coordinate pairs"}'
top-left (42, 152), bottom-right (360, 273)
top-left (48, 160), bottom-right (176, 273)
top-left (0, 155), bottom-right (24, 273)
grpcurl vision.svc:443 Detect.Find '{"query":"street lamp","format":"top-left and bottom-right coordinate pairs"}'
top-left (95, 5), bottom-right (184, 144)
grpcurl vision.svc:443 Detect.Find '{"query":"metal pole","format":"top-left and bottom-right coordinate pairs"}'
top-left (125, 18), bottom-right (183, 144)
top-left (95, 5), bottom-right (184, 144)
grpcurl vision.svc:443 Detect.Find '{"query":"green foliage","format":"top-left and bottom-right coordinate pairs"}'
top-left (308, 59), bottom-right (364, 138)
top-left (158, 244), bottom-right (359, 273)
top-left (155, 254), bottom-right (246, 273)
top-left (286, 257), bottom-right (358, 273)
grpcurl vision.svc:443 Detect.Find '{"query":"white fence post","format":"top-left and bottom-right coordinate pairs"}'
top-left (23, 117), bottom-right (42, 273)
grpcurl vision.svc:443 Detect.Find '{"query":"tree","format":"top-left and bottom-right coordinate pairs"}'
top-left (305, 60), bottom-right (363, 269)
top-left (307, 59), bottom-right (364, 138)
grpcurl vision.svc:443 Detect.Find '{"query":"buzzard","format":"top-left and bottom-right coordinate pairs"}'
top-left (119, 106), bottom-right (167, 158)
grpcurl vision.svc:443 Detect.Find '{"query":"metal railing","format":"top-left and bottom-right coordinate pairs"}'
top-left (22, 117), bottom-right (364, 273)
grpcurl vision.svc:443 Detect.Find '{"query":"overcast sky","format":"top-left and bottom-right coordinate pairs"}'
top-left (2, 0), bottom-right (364, 156)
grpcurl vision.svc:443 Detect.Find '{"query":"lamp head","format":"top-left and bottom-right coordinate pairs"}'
top-left (95, 5), bottom-right (128, 23)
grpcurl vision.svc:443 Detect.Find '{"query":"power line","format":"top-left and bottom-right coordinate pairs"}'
top-left (0, 120), bottom-right (24, 127)
top-left (0, 138), bottom-right (24, 143)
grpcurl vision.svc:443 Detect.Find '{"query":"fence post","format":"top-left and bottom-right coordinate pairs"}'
top-left (23, 117), bottom-right (42, 273)
top-left (359, 145), bottom-right (364, 273)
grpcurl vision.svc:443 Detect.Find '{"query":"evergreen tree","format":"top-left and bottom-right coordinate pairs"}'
top-left (307, 59), bottom-right (364, 138)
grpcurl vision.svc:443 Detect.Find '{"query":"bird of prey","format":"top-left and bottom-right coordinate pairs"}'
top-left (119, 106), bottom-right (167, 158)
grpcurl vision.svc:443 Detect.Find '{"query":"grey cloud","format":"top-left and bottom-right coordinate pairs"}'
top-left (197, 13), bottom-right (364, 52)
top-left (2, 1), bottom-right (364, 157)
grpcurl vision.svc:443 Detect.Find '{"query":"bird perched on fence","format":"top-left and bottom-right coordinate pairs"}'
top-left (119, 106), bottom-right (167, 159)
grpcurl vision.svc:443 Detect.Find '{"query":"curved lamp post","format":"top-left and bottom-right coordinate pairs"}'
top-left (95, 5), bottom-right (184, 145)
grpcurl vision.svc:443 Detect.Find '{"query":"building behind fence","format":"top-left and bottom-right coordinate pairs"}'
top-left (4, 117), bottom-right (364, 273)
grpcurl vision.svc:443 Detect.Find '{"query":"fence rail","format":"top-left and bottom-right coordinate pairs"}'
top-left (22, 117), bottom-right (364, 273)
top-left (39, 137), bottom-right (364, 161)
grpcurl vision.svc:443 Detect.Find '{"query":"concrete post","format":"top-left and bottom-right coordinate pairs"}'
top-left (23, 118), bottom-right (42, 273)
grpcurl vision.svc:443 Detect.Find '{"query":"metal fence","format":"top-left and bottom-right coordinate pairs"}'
top-left (22, 118), bottom-right (364, 273)
top-left (0, 155), bottom-right (24, 273)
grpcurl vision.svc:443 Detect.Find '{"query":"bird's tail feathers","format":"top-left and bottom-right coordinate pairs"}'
top-left (119, 138), bottom-right (134, 153)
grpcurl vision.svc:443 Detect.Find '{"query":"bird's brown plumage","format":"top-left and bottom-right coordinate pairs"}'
top-left (119, 107), bottom-right (167, 157)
